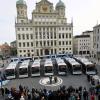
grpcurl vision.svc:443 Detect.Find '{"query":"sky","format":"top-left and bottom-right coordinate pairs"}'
top-left (0, 0), bottom-right (100, 44)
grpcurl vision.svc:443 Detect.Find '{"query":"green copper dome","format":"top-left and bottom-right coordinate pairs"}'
top-left (16, 0), bottom-right (26, 5)
top-left (56, 0), bottom-right (65, 8)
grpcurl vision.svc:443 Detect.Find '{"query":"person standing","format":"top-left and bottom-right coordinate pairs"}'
top-left (1, 87), bottom-right (4, 97)
top-left (90, 93), bottom-right (95, 100)
top-left (49, 76), bottom-right (52, 84)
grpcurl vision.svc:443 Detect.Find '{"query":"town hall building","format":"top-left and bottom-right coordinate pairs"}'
top-left (15, 0), bottom-right (73, 57)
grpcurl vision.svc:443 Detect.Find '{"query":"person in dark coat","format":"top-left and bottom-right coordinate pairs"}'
top-left (1, 87), bottom-right (4, 96)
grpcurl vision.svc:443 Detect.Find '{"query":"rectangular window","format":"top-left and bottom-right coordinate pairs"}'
top-left (51, 49), bottom-right (53, 54)
top-left (55, 49), bottom-right (56, 54)
top-left (62, 41), bottom-right (64, 45)
top-left (51, 41), bottom-right (53, 46)
top-left (30, 34), bottom-right (33, 39)
top-left (69, 41), bottom-right (71, 45)
top-left (18, 28), bottom-right (20, 31)
top-left (47, 32), bottom-right (49, 39)
top-left (36, 32), bottom-right (38, 39)
top-left (62, 28), bottom-right (64, 30)
top-left (36, 41), bottom-right (38, 47)
top-left (44, 41), bottom-right (46, 46)
top-left (54, 32), bottom-right (56, 39)
top-left (59, 34), bottom-right (61, 38)
top-left (30, 28), bottom-right (32, 30)
top-left (59, 41), bottom-right (61, 45)
top-left (27, 42), bottom-right (29, 47)
top-left (62, 33), bottom-right (64, 38)
top-left (31, 42), bottom-right (33, 46)
top-left (51, 32), bottom-right (53, 39)
top-left (26, 34), bottom-right (29, 39)
top-left (22, 34), bottom-right (25, 40)
top-left (40, 41), bottom-right (42, 46)
top-left (66, 34), bottom-right (68, 38)
top-left (39, 32), bottom-right (42, 39)
top-left (22, 28), bottom-right (24, 31)
top-left (18, 34), bottom-right (21, 40)
top-left (69, 33), bottom-right (71, 38)
top-left (54, 41), bottom-right (56, 46)
top-left (19, 42), bottom-right (21, 47)
top-left (37, 49), bottom-right (39, 56)
top-left (26, 28), bottom-right (28, 31)
top-left (23, 42), bottom-right (25, 47)
top-left (66, 41), bottom-right (68, 45)
top-left (47, 41), bottom-right (49, 46)
top-left (69, 28), bottom-right (71, 30)
top-left (40, 49), bottom-right (43, 55)
top-left (43, 32), bottom-right (45, 39)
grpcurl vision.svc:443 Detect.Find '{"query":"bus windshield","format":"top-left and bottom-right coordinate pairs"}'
top-left (19, 68), bottom-right (27, 75)
top-left (87, 66), bottom-right (95, 71)
top-left (73, 65), bottom-right (81, 71)
top-left (6, 69), bottom-right (15, 76)
top-left (32, 67), bottom-right (39, 74)
top-left (45, 66), bottom-right (52, 73)
top-left (59, 66), bottom-right (66, 72)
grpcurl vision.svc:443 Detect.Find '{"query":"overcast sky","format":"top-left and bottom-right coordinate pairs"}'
top-left (0, 0), bottom-right (100, 44)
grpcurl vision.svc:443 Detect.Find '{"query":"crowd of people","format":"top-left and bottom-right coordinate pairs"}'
top-left (0, 84), bottom-right (100, 100)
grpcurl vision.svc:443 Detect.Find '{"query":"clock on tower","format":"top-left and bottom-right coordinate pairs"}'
top-left (42, 5), bottom-right (48, 12)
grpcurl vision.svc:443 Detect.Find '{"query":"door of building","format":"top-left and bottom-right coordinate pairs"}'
top-left (45, 49), bottom-right (49, 55)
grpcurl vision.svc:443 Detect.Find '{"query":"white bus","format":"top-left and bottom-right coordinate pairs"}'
top-left (19, 60), bottom-right (30, 78)
top-left (56, 58), bottom-right (67, 75)
top-left (31, 59), bottom-right (41, 77)
top-left (5, 61), bottom-right (19, 79)
top-left (44, 59), bottom-right (53, 76)
top-left (75, 57), bottom-right (97, 75)
top-left (65, 57), bottom-right (82, 75)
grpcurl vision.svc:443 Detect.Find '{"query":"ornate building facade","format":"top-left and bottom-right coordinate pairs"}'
top-left (15, 0), bottom-right (73, 57)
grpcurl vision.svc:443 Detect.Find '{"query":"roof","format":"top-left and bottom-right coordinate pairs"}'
top-left (56, 0), bottom-right (65, 8)
top-left (83, 30), bottom-right (93, 33)
top-left (36, 0), bottom-right (53, 5)
top-left (74, 35), bottom-right (90, 38)
top-left (93, 24), bottom-right (100, 28)
top-left (0, 43), bottom-right (11, 49)
top-left (16, 0), bottom-right (26, 5)
top-left (10, 40), bottom-right (16, 44)
top-left (19, 60), bottom-right (30, 68)
top-left (65, 57), bottom-right (80, 66)
top-left (32, 59), bottom-right (40, 68)
top-left (6, 61), bottom-right (18, 70)
top-left (44, 59), bottom-right (53, 67)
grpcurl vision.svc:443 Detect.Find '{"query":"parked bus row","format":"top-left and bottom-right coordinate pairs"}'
top-left (5, 58), bottom-right (68, 79)
top-left (4, 56), bottom-right (97, 80)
